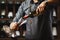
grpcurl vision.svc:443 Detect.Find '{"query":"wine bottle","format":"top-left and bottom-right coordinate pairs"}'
top-left (8, 11), bottom-right (13, 19)
top-left (1, 10), bottom-right (5, 18)
top-left (52, 27), bottom-right (57, 36)
top-left (1, 0), bottom-right (5, 4)
top-left (53, 9), bottom-right (56, 17)
top-left (16, 1), bottom-right (20, 4)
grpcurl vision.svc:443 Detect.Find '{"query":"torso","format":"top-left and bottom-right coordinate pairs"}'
top-left (23, 0), bottom-right (53, 40)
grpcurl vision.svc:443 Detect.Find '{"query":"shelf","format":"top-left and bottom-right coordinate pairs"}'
top-left (0, 38), bottom-right (25, 40)
top-left (0, 18), bottom-right (12, 20)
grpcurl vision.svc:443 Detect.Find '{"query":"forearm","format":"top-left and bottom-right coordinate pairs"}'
top-left (10, 1), bottom-right (26, 30)
top-left (44, 0), bottom-right (58, 5)
top-left (47, 0), bottom-right (58, 3)
top-left (13, 3), bottom-right (24, 22)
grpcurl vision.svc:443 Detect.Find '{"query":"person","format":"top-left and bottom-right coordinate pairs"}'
top-left (7, 0), bottom-right (58, 40)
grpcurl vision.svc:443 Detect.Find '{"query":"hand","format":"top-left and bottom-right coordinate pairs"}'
top-left (3, 25), bottom-right (11, 33)
top-left (10, 22), bottom-right (18, 30)
top-left (36, 1), bottom-right (47, 15)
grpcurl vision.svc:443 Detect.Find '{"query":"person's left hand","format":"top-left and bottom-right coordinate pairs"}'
top-left (36, 1), bottom-right (47, 15)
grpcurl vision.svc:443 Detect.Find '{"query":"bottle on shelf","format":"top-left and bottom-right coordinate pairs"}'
top-left (53, 8), bottom-right (56, 17)
top-left (8, 11), bottom-right (13, 19)
top-left (15, 1), bottom-right (20, 4)
top-left (0, 0), bottom-right (5, 4)
top-left (1, 10), bottom-right (6, 18)
top-left (52, 8), bottom-right (57, 37)
top-left (52, 8), bottom-right (57, 25)
top-left (15, 0), bottom-right (20, 4)
top-left (52, 27), bottom-right (57, 36)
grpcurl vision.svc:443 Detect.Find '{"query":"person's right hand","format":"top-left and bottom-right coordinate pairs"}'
top-left (10, 22), bottom-right (18, 30)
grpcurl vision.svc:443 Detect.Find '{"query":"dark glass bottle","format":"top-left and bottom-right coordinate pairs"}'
top-left (8, 11), bottom-right (13, 19)
top-left (1, 10), bottom-right (6, 18)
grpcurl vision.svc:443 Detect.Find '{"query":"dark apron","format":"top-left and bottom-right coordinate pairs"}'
top-left (25, 0), bottom-right (54, 40)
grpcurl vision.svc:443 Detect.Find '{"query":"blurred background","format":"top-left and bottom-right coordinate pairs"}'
top-left (0, 0), bottom-right (60, 40)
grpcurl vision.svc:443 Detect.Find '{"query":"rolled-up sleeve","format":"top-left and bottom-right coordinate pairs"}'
top-left (13, 2), bottom-right (24, 22)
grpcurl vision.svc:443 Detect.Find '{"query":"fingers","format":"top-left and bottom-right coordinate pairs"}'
top-left (10, 22), bottom-right (18, 30)
top-left (36, 2), bottom-right (46, 15)
top-left (36, 7), bottom-right (39, 14)
top-left (39, 7), bottom-right (44, 12)
top-left (36, 6), bottom-right (44, 14)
